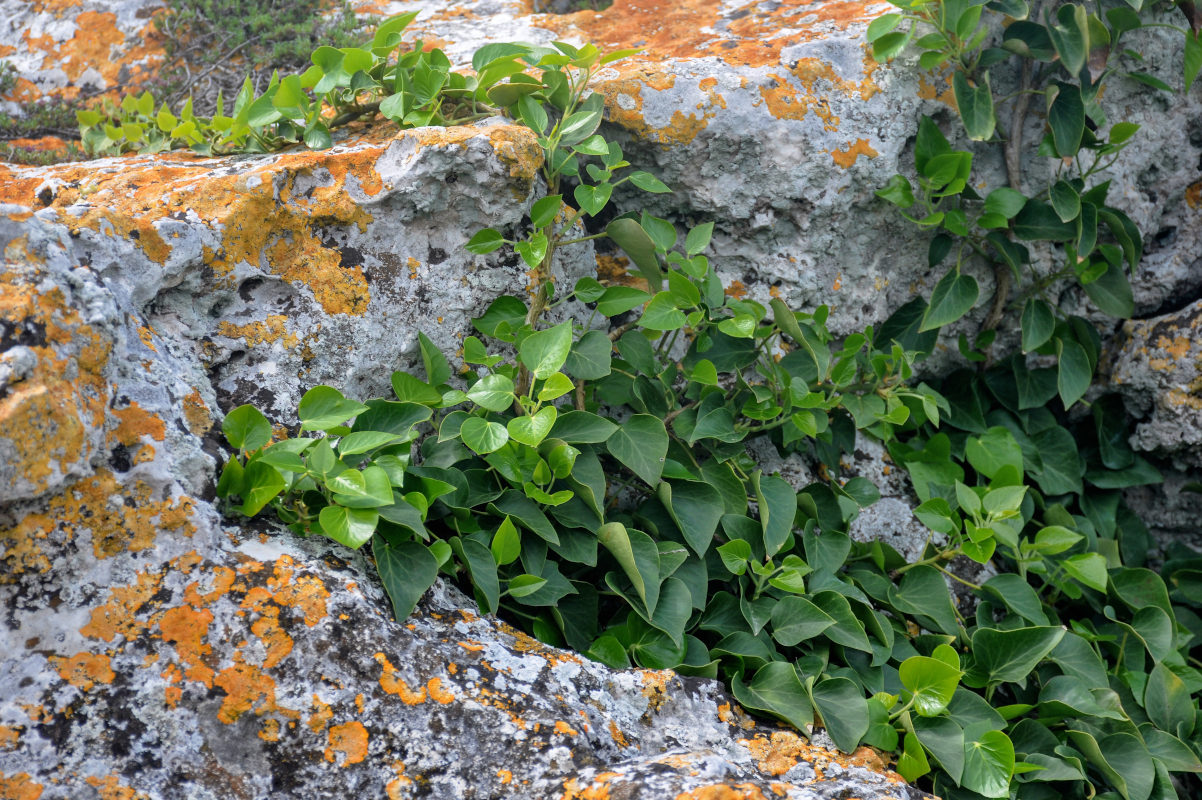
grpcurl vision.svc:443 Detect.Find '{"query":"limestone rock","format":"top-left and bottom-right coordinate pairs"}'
top-left (0, 121), bottom-right (921, 797)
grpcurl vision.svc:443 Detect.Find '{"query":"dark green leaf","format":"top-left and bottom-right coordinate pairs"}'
top-left (812, 677), bottom-right (870, 753)
top-left (374, 536), bottom-right (438, 619)
top-left (607, 414), bottom-right (668, 486)
top-left (920, 270), bottom-right (979, 331)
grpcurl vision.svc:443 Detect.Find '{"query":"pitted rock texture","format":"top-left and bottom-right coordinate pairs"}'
top-left (1110, 297), bottom-right (1202, 468)
top-left (1, 514), bottom-right (922, 800)
top-left (0, 119), bottom-right (568, 455)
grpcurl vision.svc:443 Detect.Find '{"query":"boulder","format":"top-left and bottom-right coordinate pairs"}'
top-left (0, 120), bottom-right (923, 797)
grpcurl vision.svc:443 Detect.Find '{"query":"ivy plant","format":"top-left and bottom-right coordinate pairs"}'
top-left (869, 0), bottom-right (1201, 402)
top-left (211, 34), bottom-right (1202, 800)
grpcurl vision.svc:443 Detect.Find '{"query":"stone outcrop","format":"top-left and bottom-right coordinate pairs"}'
top-left (2, 0), bottom-right (1202, 796)
top-left (0, 117), bottom-right (921, 796)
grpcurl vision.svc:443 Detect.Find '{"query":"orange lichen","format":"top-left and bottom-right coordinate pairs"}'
top-left (376, 653), bottom-right (428, 704)
top-left (830, 138), bottom-right (879, 168)
top-left (325, 721), bottom-right (369, 767)
top-left (498, 769), bottom-right (513, 785)
top-left (110, 401), bottom-right (166, 447)
top-left (49, 652), bottom-right (115, 691)
top-left (0, 728), bottom-right (18, 749)
top-left (158, 605), bottom-right (216, 686)
top-left (554, 720), bottom-right (579, 736)
top-left (608, 719), bottom-right (630, 748)
top-left (386, 762), bottom-right (415, 798)
top-left (307, 695), bottom-right (334, 733)
top-left (80, 570), bottom-right (162, 641)
top-left (84, 774), bottom-right (149, 800)
top-left (213, 663), bottom-right (282, 724)
top-left (1186, 180), bottom-right (1202, 210)
top-left (216, 316), bottom-right (301, 349)
top-left (427, 677), bottom-right (455, 704)
top-left (180, 389), bottom-right (211, 435)
top-left (0, 773), bottom-right (43, 800)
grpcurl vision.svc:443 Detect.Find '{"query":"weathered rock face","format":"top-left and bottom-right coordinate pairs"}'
top-left (8, 0), bottom-right (1202, 336)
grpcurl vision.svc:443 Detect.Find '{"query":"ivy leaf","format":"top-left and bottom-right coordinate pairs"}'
top-left (223, 404), bottom-right (272, 452)
top-left (953, 71), bottom-right (996, 141)
top-left (507, 406), bottom-right (557, 447)
top-left (898, 732), bottom-right (932, 782)
top-left (467, 374), bottom-right (516, 412)
top-left (1144, 662), bottom-right (1195, 738)
top-left (460, 417), bottom-right (509, 454)
top-left (1047, 80), bottom-right (1085, 157)
top-left (811, 677), bottom-right (870, 753)
top-left (658, 480), bottom-right (724, 556)
top-left (1082, 260), bottom-right (1134, 318)
top-left (318, 505), bottom-right (378, 549)
top-left (769, 596), bottom-right (835, 646)
top-left (640, 292), bottom-right (687, 331)
top-left (1020, 298), bottom-right (1055, 352)
top-left (607, 414), bottom-right (668, 486)
top-left (1056, 338), bottom-right (1092, 409)
top-left (731, 662), bottom-right (814, 734)
top-left (564, 330), bottom-right (612, 380)
top-left (607, 218), bottom-right (663, 291)
top-left (900, 655), bottom-right (963, 717)
top-left (920, 270), bottom-right (979, 331)
top-left (374, 537), bottom-right (438, 620)
top-left (753, 472), bottom-right (797, 557)
top-left (597, 521), bottom-right (661, 614)
top-left (970, 626), bottom-right (1065, 685)
top-left (961, 730), bottom-right (1015, 799)
top-left (298, 385), bottom-right (370, 432)
top-left (520, 321), bottom-right (574, 380)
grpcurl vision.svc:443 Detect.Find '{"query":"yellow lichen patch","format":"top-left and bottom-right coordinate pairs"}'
top-left (110, 401), bottom-right (166, 447)
top-left (639, 669), bottom-right (675, 712)
top-left (674, 785), bottom-right (770, 800)
top-left (49, 652), bottom-right (115, 691)
top-left (1186, 180), bottom-right (1202, 210)
top-left (376, 653), bottom-right (428, 704)
top-left (427, 677), bottom-right (455, 704)
top-left (561, 771), bottom-right (622, 800)
top-left (497, 769), bottom-right (513, 785)
top-left (250, 613), bottom-right (294, 669)
top-left (216, 315), bottom-right (301, 349)
top-left (307, 694), bottom-right (334, 733)
top-left (258, 718), bottom-right (281, 742)
top-left (553, 720), bottom-right (579, 736)
top-left (325, 721), bottom-right (369, 767)
top-left (830, 138), bottom-right (879, 168)
top-left (266, 555), bottom-right (330, 626)
top-left (742, 731), bottom-right (815, 776)
top-left (0, 773), bottom-right (43, 800)
top-left (725, 280), bottom-right (748, 299)
top-left (0, 727), bottom-right (18, 749)
top-left (608, 719), bottom-right (630, 748)
top-left (80, 570), bottom-right (162, 642)
top-left (590, 74), bottom-right (713, 147)
top-left (213, 662), bottom-right (294, 724)
top-left (84, 774), bottom-right (149, 800)
top-left (158, 604), bottom-right (216, 687)
top-left (0, 270), bottom-right (111, 502)
top-left (387, 762), bottom-right (414, 798)
top-left (917, 73), bottom-right (957, 107)
top-left (180, 389), bottom-right (211, 435)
